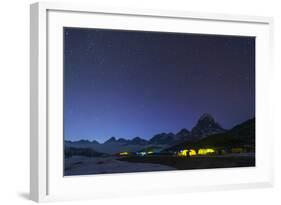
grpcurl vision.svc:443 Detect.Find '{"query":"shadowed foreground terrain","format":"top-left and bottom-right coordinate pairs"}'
top-left (118, 154), bottom-right (255, 170)
top-left (64, 154), bottom-right (254, 176)
top-left (64, 156), bottom-right (176, 176)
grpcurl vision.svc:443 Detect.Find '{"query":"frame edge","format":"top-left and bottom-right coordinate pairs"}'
top-left (30, 2), bottom-right (48, 202)
top-left (30, 2), bottom-right (39, 202)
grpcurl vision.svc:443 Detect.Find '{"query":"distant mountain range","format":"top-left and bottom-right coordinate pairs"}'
top-left (164, 118), bottom-right (255, 152)
top-left (65, 113), bottom-right (253, 154)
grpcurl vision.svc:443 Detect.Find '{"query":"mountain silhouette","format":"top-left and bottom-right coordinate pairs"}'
top-left (191, 113), bottom-right (225, 140)
top-left (64, 113), bottom-right (255, 154)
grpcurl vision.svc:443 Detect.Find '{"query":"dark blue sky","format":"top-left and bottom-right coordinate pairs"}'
top-left (64, 27), bottom-right (255, 143)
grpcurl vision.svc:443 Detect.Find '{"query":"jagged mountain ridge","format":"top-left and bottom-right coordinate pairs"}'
top-left (67, 113), bottom-right (224, 146)
top-left (163, 117), bottom-right (255, 152)
top-left (65, 113), bottom-right (233, 153)
top-left (191, 113), bottom-right (225, 140)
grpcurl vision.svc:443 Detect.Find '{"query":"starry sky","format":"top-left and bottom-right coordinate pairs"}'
top-left (64, 27), bottom-right (255, 143)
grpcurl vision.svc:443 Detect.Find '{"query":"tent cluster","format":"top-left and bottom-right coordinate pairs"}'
top-left (117, 147), bottom-right (248, 157)
top-left (119, 152), bottom-right (129, 156)
top-left (176, 147), bottom-right (249, 157)
top-left (177, 148), bottom-right (215, 157)
top-left (118, 151), bottom-right (156, 157)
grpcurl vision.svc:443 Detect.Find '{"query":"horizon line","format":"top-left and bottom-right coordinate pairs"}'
top-left (64, 116), bottom-right (255, 144)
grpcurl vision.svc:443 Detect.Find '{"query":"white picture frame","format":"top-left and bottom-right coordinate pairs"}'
top-left (30, 2), bottom-right (274, 202)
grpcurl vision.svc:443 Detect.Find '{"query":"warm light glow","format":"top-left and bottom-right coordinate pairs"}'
top-left (198, 148), bottom-right (215, 155)
top-left (148, 151), bottom-right (153, 154)
top-left (189, 149), bottom-right (197, 156)
top-left (177, 149), bottom-right (189, 157)
top-left (119, 152), bottom-right (129, 156)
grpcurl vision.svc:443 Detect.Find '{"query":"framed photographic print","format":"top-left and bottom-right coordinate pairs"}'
top-left (30, 2), bottom-right (274, 202)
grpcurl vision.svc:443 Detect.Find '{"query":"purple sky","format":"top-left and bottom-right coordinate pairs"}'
top-left (63, 27), bottom-right (255, 143)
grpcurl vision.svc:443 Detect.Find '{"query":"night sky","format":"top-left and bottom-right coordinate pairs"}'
top-left (64, 27), bottom-right (255, 143)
